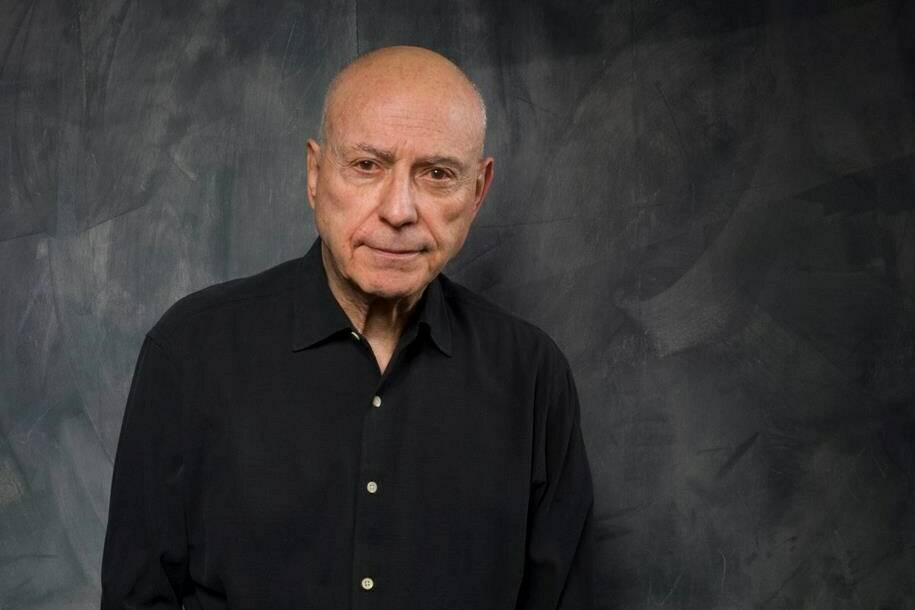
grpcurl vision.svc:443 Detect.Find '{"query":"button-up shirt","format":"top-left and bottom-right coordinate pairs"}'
top-left (101, 236), bottom-right (596, 609)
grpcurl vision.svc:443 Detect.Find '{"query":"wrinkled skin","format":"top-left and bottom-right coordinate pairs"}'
top-left (307, 46), bottom-right (494, 314)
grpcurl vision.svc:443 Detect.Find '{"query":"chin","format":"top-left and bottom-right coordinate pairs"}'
top-left (357, 273), bottom-right (427, 300)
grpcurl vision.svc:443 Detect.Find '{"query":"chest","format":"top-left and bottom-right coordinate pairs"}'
top-left (184, 338), bottom-right (535, 538)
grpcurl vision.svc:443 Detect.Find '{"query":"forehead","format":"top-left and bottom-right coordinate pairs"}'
top-left (327, 74), bottom-right (483, 159)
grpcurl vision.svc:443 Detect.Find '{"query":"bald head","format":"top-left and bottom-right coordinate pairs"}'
top-left (319, 46), bottom-right (487, 155)
top-left (305, 45), bottom-right (496, 305)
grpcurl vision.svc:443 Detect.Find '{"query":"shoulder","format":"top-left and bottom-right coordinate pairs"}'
top-left (148, 256), bottom-right (299, 345)
top-left (438, 273), bottom-right (571, 372)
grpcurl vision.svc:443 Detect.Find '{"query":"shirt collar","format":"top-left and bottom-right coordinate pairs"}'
top-left (291, 237), bottom-right (452, 357)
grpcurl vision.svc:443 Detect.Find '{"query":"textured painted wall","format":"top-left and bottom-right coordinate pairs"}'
top-left (1, 1), bottom-right (913, 608)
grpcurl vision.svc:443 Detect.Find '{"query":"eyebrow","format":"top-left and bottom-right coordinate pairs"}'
top-left (342, 143), bottom-right (468, 174)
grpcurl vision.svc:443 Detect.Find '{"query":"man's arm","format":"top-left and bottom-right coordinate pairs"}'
top-left (101, 334), bottom-right (190, 608)
top-left (517, 357), bottom-right (596, 610)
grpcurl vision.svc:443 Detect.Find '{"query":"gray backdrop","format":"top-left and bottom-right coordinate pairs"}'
top-left (2, 1), bottom-right (914, 608)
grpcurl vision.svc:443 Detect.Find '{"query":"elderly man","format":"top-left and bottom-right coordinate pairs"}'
top-left (101, 46), bottom-right (595, 609)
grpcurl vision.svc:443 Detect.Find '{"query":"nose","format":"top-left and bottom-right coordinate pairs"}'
top-left (377, 164), bottom-right (418, 227)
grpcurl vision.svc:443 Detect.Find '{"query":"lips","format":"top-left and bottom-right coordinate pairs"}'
top-left (364, 244), bottom-right (423, 255)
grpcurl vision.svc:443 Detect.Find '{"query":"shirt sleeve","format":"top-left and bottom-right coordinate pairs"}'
top-left (517, 357), bottom-right (596, 610)
top-left (101, 334), bottom-right (191, 609)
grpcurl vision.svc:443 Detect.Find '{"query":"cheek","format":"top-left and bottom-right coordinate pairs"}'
top-left (317, 180), bottom-right (372, 237)
top-left (426, 196), bottom-right (476, 238)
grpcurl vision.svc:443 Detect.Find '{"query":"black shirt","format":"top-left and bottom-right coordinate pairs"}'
top-left (101, 236), bottom-right (595, 610)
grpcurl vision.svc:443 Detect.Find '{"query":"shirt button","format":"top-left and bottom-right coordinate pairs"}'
top-left (361, 577), bottom-right (374, 590)
top-left (371, 395), bottom-right (382, 408)
top-left (366, 481), bottom-right (378, 494)
top-left (350, 330), bottom-right (360, 340)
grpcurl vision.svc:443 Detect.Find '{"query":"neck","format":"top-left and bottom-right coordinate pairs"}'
top-left (320, 243), bottom-right (424, 341)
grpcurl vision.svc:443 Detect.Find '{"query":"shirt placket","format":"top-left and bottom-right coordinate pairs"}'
top-left (348, 325), bottom-right (418, 610)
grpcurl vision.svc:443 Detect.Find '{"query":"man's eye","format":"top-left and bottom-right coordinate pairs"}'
top-left (355, 160), bottom-right (377, 171)
top-left (427, 168), bottom-right (451, 180)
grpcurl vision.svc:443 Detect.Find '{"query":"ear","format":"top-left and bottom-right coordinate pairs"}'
top-left (306, 138), bottom-right (321, 210)
top-left (471, 156), bottom-right (495, 216)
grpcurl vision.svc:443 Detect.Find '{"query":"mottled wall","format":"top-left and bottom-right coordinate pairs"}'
top-left (1, 1), bottom-right (913, 608)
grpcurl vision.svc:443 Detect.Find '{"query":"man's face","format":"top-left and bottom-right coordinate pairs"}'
top-left (306, 75), bottom-right (494, 302)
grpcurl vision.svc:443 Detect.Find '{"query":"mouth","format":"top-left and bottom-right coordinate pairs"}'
top-left (364, 244), bottom-right (424, 260)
